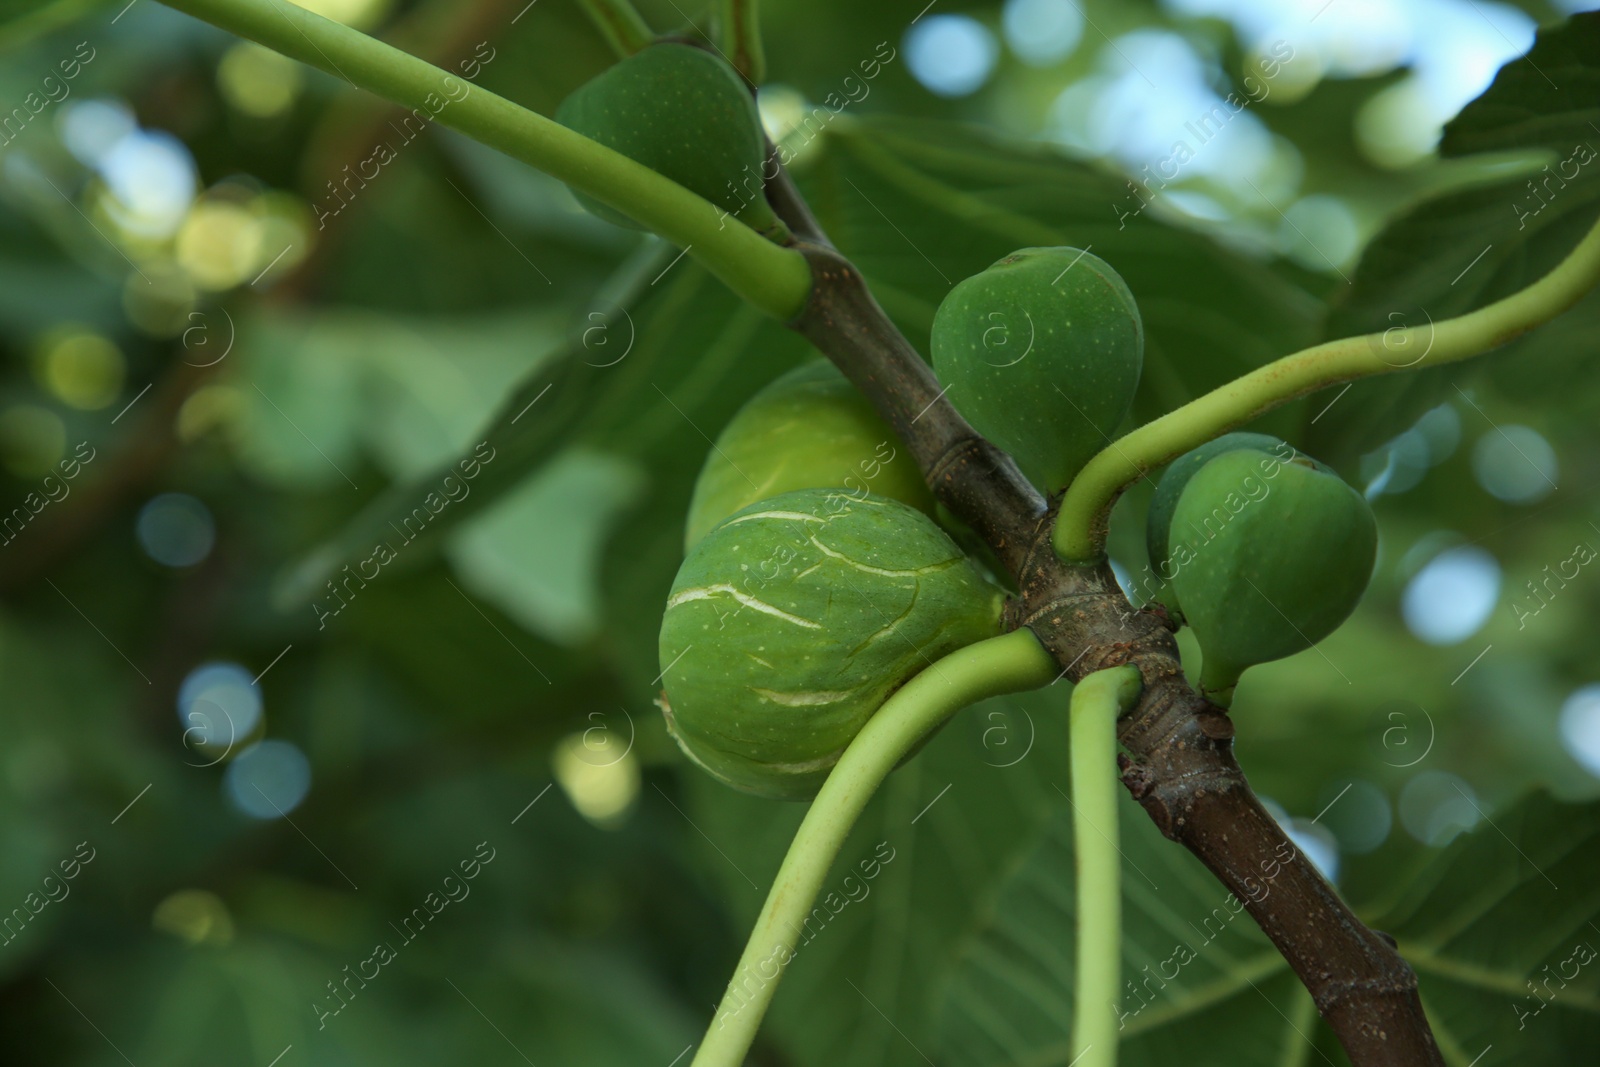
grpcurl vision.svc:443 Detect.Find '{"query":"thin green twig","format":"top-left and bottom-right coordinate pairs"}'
top-left (158, 0), bottom-right (811, 320)
top-left (1069, 665), bottom-right (1143, 1067)
top-left (1053, 215), bottom-right (1600, 562)
top-left (691, 629), bottom-right (1058, 1067)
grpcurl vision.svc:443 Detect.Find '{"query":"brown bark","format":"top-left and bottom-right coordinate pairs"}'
top-left (786, 239), bottom-right (1442, 1065)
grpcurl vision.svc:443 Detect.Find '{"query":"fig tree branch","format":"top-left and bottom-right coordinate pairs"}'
top-left (158, 0), bottom-right (813, 320)
top-left (692, 630), bottom-right (1058, 1067)
top-left (1069, 665), bottom-right (1143, 1067)
top-left (1054, 214), bottom-right (1600, 563)
top-left (577, 0), bottom-right (654, 57)
top-left (787, 236), bottom-right (1444, 1067)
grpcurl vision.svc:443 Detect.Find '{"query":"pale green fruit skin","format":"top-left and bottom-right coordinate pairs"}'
top-left (555, 43), bottom-right (778, 232)
top-left (931, 247), bottom-right (1143, 493)
top-left (684, 361), bottom-right (935, 551)
top-left (659, 489), bottom-right (1002, 800)
top-left (1145, 432), bottom-right (1287, 614)
top-left (1169, 450), bottom-right (1377, 698)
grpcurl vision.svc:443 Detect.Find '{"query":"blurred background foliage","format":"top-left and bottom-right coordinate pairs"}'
top-left (1, 0), bottom-right (1598, 1064)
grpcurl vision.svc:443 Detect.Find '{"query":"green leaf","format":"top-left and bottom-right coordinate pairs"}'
top-left (932, 790), bottom-right (1600, 1067)
top-left (1306, 12), bottom-right (1600, 464)
top-left (270, 242), bottom-right (674, 608)
top-left (445, 447), bottom-right (646, 646)
top-left (1369, 792), bottom-right (1600, 1066)
top-left (933, 773), bottom-right (1307, 1067)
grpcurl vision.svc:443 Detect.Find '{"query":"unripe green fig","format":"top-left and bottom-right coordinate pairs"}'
top-left (1145, 432), bottom-right (1286, 609)
top-left (1168, 449), bottom-right (1377, 704)
top-left (658, 489), bottom-right (1002, 799)
top-left (684, 360), bottom-right (934, 551)
top-left (555, 43), bottom-right (779, 233)
top-left (931, 247), bottom-right (1143, 493)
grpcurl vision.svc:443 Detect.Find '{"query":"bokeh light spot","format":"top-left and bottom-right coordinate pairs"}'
top-left (1414, 403), bottom-right (1462, 465)
top-left (223, 740), bottom-right (311, 819)
top-left (553, 728), bottom-right (639, 829)
top-left (57, 98), bottom-right (136, 168)
top-left (1002, 0), bottom-right (1083, 66)
top-left (1472, 424), bottom-right (1557, 504)
top-left (96, 129), bottom-right (196, 240)
top-left (1356, 77), bottom-right (1443, 168)
top-left (137, 492), bottom-right (216, 567)
top-left (177, 200), bottom-right (266, 291)
top-left (905, 15), bottom-right (999, 97)
top-left (218, 42), bottom-right (303, 119)
top-left (1559, 684), bottom-right (1600, 779)
top-left (1317, 778), bottom-right (1392, 854)
top-left (178, 661), bottom-right (262, 752)
top-left (1363, 426), bottom-right (1432, 498)
top-left (152, 888), bottom-right (235, 946)
top-left (1402, 545), bottom-right (1500, 645)
top-left (38, 328), bottom-right (124, 411)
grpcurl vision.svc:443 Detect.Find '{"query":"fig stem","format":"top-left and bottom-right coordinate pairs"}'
top-left (1068, 664), bottom-right (1143, 1067)
top-left (1053, 214), bottom-right (1600, 563)
top-left (716, 0), bottom-right (766, 84)
top-left (577, 0), bottom-right (655, 57)
top-left (158, 0), bottom-right (813, 321)
top-left (690, 629), bottom-right (1057, 1067)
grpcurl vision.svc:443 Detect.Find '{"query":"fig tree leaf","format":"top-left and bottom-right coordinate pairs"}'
top-left (1366, 791), bottom-right (1600, 1066)
top-left (935, 790), bottom-right (1600, 1067)
top-left (270, 242), bottom-right (675, 607)
top-left (934, 778), bottom-right (1305, 1067)
top-left (1306, 11), bottom-right (1600, 465)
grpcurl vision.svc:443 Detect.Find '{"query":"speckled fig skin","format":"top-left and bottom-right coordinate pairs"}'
top-left (555, 43), bottom-right (779, 232)
top-left (1168, 449), bottom-right (1377, 703)
top-left (931, 247), bottom-right (1143, 493)
top-left (683, 360), bottom-right (935, 551)
top-left (658, 489), bottom-right (1002, 800)
top-left (1145, 432), bottom-right (1288, 613)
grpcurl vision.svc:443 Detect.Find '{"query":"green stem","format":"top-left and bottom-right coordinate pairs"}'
top-left (158, 0), bottom-right (811, 321)
top-left (691, 629), bottom-right (1058, 1067)
top-left (1068, 665), bottom-right (1143, 1067)
top-left (716, 0), bottom-right (765, 84)
top-left (1053, 215), bottom-right (1600, 562)
top-left (577, 0), bottom-right (654, 57)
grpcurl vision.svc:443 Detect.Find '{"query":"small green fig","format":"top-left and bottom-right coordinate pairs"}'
top-left (1145, 431), bottom-right (1286, 611)
top-left (684, 360), bottom-right (934, 551)
top-left (1168, 448), bottom-right (1377, 704)
top-left (931, 247), bottom-right (1143, 493)
top-left (555, 43), bottom-right (779, 233)
top-left (658, 489), bottom-right (1002, 800)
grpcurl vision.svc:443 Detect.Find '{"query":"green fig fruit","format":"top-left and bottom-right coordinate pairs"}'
top-left (931, 247), bottom-right (1143, 493)
top-left (1168, 448), bottom-right (1377, 704)
top-left (658, 489), bottom-right (1002, 799)
top-left (555, 42), bottom-right (779, 233)
top-left (1145, 432), bottom-right (1287, 611)
top-left (683, 360), bottom-right (935, 551)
